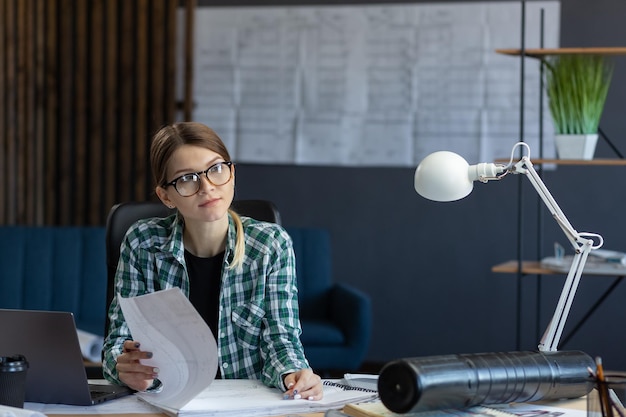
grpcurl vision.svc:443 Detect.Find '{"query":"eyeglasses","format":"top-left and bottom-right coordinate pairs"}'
top-left (164, 161), bottom-right (234, 197)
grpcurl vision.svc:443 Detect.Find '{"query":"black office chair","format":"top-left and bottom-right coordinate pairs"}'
top-left (103, 199), bottom-right (281, 335)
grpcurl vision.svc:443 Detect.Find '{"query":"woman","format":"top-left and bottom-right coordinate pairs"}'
top-left (102, 122), bottom-right (323, 400)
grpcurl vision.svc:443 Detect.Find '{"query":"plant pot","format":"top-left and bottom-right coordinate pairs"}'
top-left (554, 133), bottom-right (598, 160)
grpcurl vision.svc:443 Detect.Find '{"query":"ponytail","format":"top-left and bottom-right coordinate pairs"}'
top-left (227, 209), bottom-right (245, 270)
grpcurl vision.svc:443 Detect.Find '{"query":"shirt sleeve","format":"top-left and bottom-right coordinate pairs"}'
top-left (101, 229), bottom-right (146, 385)
top-left (102, 216), bottom-right (186, 387)
top-left (259, 227), bottom-right (310, 388)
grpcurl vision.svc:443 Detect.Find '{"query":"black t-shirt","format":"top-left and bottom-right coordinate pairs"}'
top-left (184, 249), bottom-right (224, 340)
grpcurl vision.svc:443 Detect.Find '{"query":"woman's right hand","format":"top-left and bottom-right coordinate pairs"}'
top-left (115, 340), bottom-right (159, 392)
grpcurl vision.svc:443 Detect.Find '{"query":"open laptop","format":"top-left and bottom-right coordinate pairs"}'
top-left (0, 309), bottom-right (133, 405)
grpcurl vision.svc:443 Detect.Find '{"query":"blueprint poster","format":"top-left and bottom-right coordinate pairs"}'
top-left (190, 2), bottom-right (560, 166)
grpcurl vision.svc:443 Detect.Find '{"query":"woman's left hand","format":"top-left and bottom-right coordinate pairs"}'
top-left (282, 368), bottom-right (323, 401)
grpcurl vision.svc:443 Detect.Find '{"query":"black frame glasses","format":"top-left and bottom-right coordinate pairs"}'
top-left (164, 161), bottom-right (234, 197)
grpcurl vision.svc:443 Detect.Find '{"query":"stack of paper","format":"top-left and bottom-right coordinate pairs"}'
top-left (145, 379), bottom-right (378, 417)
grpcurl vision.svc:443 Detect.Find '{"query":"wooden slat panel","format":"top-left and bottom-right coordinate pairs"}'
top-left (44, 0), bottom-right (58, 225)
top-left (118, 0), bottom-right (135, 202)
top-left (0, 0), bottom-right (7, 223)
top-left (183, 0), bottom-right (196, 121)
top-left (134, 0), bottom-right (149, 199)
top-left (58, 0), bottom-right (74, 225)
top-left (74, 0), bottom-right (89, 225)
top-left (89, 0), bottom-right (105, 224)
top-left (15, 0), bottom-right (26, 223)
top-left (164, 0), bottom-right (178, 123)
top-left (149, 0), bottom-right (167, 195)
top-left (25, 0), bottom-right (38, 224)
top-left (103, 0), bottom-right (119, 218)
top-left (4, 0), bottom-right (17, 223)
top-left (151, 2), bottom-right (165, 124)
top-left (1, 0), bottom-right (183, 225)
top-left (16, 0), bottom-right (35, 224)
top-left (34, 0), bottom-right (46, 224)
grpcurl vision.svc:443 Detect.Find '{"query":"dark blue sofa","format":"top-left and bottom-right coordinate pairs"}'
top-left (0, 225), bottom-right (371, 373)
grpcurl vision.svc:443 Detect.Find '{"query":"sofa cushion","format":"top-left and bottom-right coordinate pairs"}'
top-left (0, 226), bottom-right (107, 335)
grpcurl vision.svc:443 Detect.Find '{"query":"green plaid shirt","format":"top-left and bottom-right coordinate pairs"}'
top-left (102, 213), bottom-right (310, 389)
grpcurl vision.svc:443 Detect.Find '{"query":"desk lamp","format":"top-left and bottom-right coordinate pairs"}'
top-left (414, 142), bottom-right (603, 352)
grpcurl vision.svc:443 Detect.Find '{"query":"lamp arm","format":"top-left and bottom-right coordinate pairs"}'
top-left (538, 245), bottom-right (592, 352)
top-left (514, 157), bottom-right (580, 248)
top-left (511, 156), bottom-right (602, 352)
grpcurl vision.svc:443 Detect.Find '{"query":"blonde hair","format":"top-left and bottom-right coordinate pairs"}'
top-left (229, 211), bottom-right (245, 270)
top-left (150, 122), bottom-right (245, 269)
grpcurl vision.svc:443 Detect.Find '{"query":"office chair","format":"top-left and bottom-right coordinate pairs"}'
top-left (103, 199), bottom-right (281, 335)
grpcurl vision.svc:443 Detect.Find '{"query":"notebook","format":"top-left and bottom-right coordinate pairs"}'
top-left (0, 309), bottom-right (133, 405)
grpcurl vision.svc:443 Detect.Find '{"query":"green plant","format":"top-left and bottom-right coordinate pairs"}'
top-left (544, 54), bottom-right (614, 134)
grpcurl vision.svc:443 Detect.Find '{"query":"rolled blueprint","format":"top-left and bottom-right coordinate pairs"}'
top-left (76, 329), bottom-right (104, 363)
top-left (378, 350), bottom-right (594, 414)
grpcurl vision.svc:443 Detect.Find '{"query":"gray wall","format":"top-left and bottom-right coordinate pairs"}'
top-left (217, 0), bottom-right (626, 370)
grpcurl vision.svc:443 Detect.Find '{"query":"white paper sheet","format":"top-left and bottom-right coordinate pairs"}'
top-left (0, 404), bottom-right (45, 417)
top-left (118, 288), bottom-right (218, 410)
top-left (489, 400), bottom-right (588, 417)
top-left (24, 395), bottom-right (158, 415)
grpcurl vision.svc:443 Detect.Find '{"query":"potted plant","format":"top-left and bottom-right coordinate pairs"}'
top-left (544, 54), bottom-right (614, 159)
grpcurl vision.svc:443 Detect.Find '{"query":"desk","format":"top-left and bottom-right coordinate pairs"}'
top-left (33, 395), bottom-right (590, 417)
top-left (492, 260), bottom-right (625, 348)
top-left (41, 410), bottom-right (324, 417)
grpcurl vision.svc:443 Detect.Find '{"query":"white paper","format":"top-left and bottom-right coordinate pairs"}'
top-left (75, 329), bottom-right (103, 363)
top-left (24, 395), bottom-right (159, 415)
top-left (0, 405), bottom-right (45, 417)
top-left (118, 288), bottom-right (218, 410)
top-left (489, 400), bottom-right (588, 417)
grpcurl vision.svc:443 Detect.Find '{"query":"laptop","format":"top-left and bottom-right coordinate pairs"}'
top-left (0, 309), bottom-right (133, 405)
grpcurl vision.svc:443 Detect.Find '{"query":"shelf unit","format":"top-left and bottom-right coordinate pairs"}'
top-left (493, 44), bottom-right (626, 350)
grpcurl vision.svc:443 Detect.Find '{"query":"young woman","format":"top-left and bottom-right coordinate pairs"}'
top-left (102, 122), bottom-right (323, 400)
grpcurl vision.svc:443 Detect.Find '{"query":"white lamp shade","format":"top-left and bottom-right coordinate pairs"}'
top-left (414, 151), bottom-right (473, 202)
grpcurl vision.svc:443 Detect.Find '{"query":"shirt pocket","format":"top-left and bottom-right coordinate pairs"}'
top-left (231, 302), bottom-right (265, 350)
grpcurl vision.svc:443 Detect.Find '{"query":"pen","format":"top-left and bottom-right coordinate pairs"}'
top-left (596, 356), bottom-right (614, 417)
